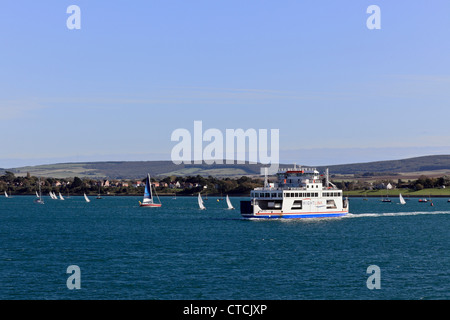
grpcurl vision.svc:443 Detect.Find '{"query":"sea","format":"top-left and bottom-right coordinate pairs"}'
top-left (0, 195), bottom-right (448, 300)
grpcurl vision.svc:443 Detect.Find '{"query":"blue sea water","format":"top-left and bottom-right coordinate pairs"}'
top-left (0, 195), bottom-right (448, 300)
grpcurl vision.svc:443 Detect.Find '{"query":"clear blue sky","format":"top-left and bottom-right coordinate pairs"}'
top-left (1, 0), bottom-right (450, 168)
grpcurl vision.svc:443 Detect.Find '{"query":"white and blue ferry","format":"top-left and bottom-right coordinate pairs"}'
top-left (240, 166), bottom-right (349, 219)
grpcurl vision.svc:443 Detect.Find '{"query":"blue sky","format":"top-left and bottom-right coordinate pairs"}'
top-left (1, 1), bottom-right (450, 168)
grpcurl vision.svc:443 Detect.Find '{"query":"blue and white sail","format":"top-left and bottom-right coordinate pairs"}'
top-left (142, 173), bottom-right (153, 204)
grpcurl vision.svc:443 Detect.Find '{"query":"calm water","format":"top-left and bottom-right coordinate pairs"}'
top-left (0, 195), bottom-right (448, 300)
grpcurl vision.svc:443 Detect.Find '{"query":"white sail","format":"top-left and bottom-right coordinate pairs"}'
top-left (226, 195), bottom-right (234, 210)
top-left (4, 191), bottom-right (8, 198)
top-left (198, 193), bottom-right (206, 210)
top-left (399, 193), bottom-right (406, 205)
top-left (84, 193), bottom-right (90, 203)
top-left (36, 191), bottom-right (40, 198)
top-left (59, 192), bottom-right (65, 200)
top-left (50, 191), bottom-right (58, 200)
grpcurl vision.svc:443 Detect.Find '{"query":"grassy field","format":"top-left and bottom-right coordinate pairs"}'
top-left (345, 188), bottom-right (450, 197)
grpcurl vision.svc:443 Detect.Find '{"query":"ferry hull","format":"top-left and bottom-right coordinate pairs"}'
top-left (240, 200), bottom-right (348, 219)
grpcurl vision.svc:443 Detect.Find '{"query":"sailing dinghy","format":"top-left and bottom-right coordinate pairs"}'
top-left (84, 193), bottom-right (90, 203)
top-left (34, 178), bottom-right (45, 204)
top-left (226, 195), bottom-right (234, 210)
top-left (198, 193), bottom-right (206, 210)
top-left (399, 193), bottom-right (406, 205)
top-left (139, 173), bottom-right (161, 207)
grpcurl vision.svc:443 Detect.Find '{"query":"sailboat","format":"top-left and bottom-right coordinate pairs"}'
top-left (399, 193), bottom-right (406, 205)
top-left (34, 178), bottom-right (45, 204)
top-left (96, 185), bottom-right (102, 199)
top-left (226, 194), bottom-right (234, 210)
top-left (84, 193), bottom-right (91, 203)
top-left (59, 192), bottom-right (65, 200)
top-left (139, 173), bottom-right (161, 207)
top-left (4, 191), bottom-right (9, 198)
top-left (50, 191), bottom-right (58, 200)
top-left (381, 189), bottom-right (391, 202)
top-left (198, 193), bottom-right (206, 210)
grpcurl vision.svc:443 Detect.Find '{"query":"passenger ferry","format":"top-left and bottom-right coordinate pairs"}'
top-left (240, 166), bottom-right (349, 219)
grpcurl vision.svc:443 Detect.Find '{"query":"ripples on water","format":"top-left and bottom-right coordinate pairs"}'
top-left (0, 196), bottom-right (448, 299)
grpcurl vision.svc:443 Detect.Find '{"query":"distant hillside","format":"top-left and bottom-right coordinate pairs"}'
top-left (8, 161), bottom-right (265, 179)
top-left (320, 155), bottom-right (450, 175)
top-left (6, 155), bottom-right (450, 179)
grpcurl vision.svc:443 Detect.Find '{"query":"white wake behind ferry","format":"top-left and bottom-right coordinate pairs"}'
top-left (240, 166), bottom-right (349, 219)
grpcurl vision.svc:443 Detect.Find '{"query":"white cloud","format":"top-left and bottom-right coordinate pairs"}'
top-left (0, 99), bottom-right (48, 121)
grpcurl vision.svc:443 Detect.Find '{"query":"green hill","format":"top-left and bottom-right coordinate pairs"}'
top-left (321, 155), bottom-right (450, 174)
top-left (6, 155), bottom-right (450, 179)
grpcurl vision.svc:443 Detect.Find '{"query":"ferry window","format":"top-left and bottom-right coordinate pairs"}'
top-left (291, 200), bottom-right (302, 210)
top-left (271, 193), bottom-right (276, 198)
top-left (278, 192), bottom-right (282, 197)
top-left (265, 193), bottom-right (270, 198)
top-left (315, 193), bottom-right (318, 197)
top-left (327, 200), bottom-right (337, 209)
top-left (306, 193), bottom-right (310, 197)
top-left (285, 193), bottom-right (289, 197)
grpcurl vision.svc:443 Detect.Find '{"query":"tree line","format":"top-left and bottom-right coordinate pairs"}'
top-left (0, 172), bottom-right (264, 196)
top-left (3, 171), bottom-right (449, 195)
